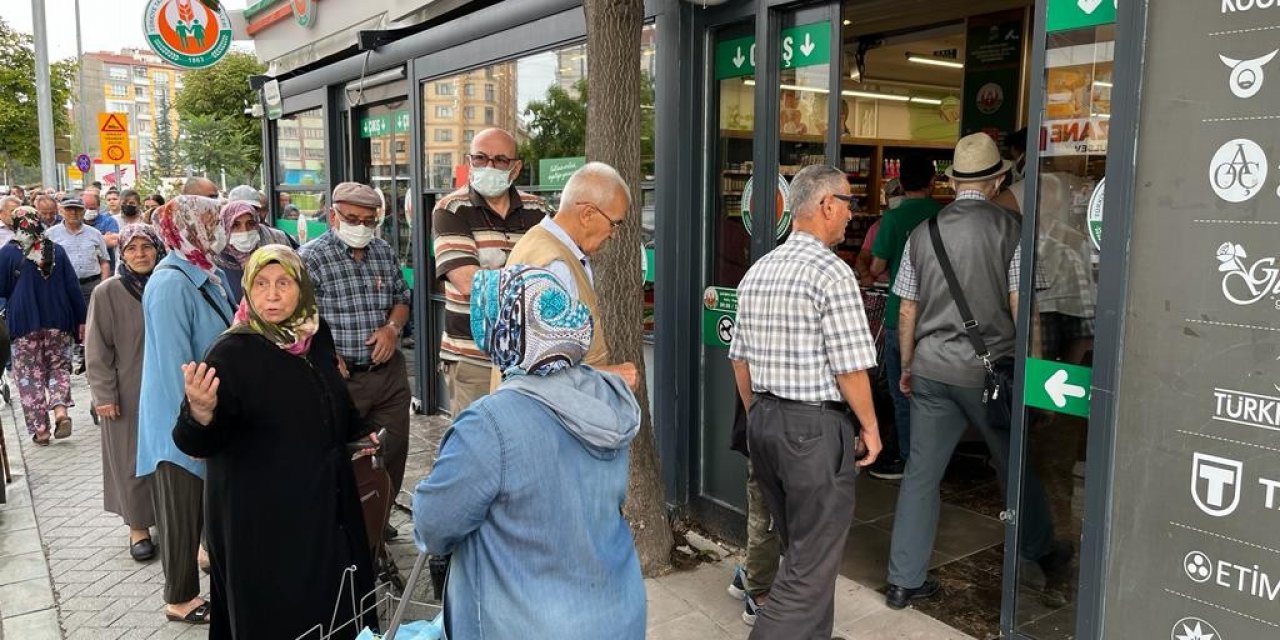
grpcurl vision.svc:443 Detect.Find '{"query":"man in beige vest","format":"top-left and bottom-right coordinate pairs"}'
top-left (494, 162), bottom-right (638, 390)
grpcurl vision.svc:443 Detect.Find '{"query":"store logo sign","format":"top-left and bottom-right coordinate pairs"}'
top-left (1210, 139), bottom-right (1268, 203)
top-left (1192, 452), bottom-right (1243, 517)
top-left (1220, 50), bottom-right (1278, 99)
top-left (1184, 550), bottom-right (1213, 583)
top-left (142, 0), bottom-right (233, 70)
top-left (1223, 0), bottom-right (1280, 14)
top-left (1215, 242), bottom-right (1280, 306)
top-left (1171, 616), bottom-right (1223, 640)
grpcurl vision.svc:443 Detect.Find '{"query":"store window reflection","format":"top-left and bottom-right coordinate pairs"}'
top-left (274, 107), bottom-right (327, 239)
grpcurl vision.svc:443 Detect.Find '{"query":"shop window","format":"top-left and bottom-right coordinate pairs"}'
top-left (435, 106), bottom-right (454, 118)
top-left (275, 107), bottom-right (326, 188)
top-left (434, 128), bottom-right (453, 142)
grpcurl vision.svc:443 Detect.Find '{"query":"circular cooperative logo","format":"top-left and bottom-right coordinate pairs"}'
top-left (143, 0), bottom-right (233, 70)
top-left (1171, 616), bottom-right (1223, 640)
top-left (741, 174), bottom-right (792, 240)
top-left (1183, 550), bottom-right (1212, 583)
top-left (1209, 138), bottom-right (1268, 203)
top-left (1087, 178), bottom-right (1105, 251)
top-left (976, 82), bottom-right (1005, 115)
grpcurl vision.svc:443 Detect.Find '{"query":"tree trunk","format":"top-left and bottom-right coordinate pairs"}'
top-left (584, 0), bottom-right (673, 577)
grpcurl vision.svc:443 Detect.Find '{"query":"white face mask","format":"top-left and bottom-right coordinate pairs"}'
top-left (208, 225), bottom-right (228, 254)
top-left (229, 231), bottom-right (259, 253)
top-left (84, 209), bottom-right (98, 221)
top-left (336, 221), bottom-right (375, 249)
top-left (470, 166), bottom-right (515, 198)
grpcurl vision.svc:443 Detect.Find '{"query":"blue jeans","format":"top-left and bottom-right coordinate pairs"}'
top-left (884, 327), bottom-right (911, 460)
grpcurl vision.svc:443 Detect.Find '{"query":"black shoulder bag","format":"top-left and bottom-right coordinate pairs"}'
top-left (927, 218), bottom-right (1015, 428)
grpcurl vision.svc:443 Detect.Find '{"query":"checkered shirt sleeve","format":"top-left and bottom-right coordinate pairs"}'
top-left (893, 239), bottom-right (919, 301)
top-left (821, 275), bottom-right (878, 375)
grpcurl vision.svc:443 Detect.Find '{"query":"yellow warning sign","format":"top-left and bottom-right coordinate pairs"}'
top-left (98, 112), bottom-right (132, 164)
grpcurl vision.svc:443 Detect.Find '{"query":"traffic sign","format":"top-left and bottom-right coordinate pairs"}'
top-left (75, 154), bottom-right (92, 173)
top-left (1024, 358), bottom-right (1092, 417)
top-left (98, 113), bottom-right (132, 165)
top-left (702, 286), bottom-right (738, 348)
top-left (715, 21), bottom-right (831, 80)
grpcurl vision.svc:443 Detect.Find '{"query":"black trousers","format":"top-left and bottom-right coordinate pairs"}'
top-left (346, 350), bottom-right (412, 512)
top-left (152, 462), bottom-right (203, 604)
top-left (747, 395), bottom-right (858, 640)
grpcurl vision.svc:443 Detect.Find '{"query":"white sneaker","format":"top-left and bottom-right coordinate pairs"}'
top-left (727, 565), bottom-right (748, 600)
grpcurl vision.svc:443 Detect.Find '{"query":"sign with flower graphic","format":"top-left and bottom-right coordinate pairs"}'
top-left (143, 0), bottom-right (233, 69)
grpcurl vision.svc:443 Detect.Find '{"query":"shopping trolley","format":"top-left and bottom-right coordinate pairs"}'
top-left (293, 552), bottom-right (442, 640)
top-left (862, 287), bottom-right (889, 362)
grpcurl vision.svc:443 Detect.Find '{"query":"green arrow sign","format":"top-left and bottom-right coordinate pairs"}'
top-left (715, 21), bottom-right (831, 80)
top-left (1024, 358), bottom-right (1092, 417)
top-left (702, 286), bottom-right (738, 348)
top-left (1047, 0), bottom-right (1116, 33)
top-left (394, 111), bottom-right (410, 134)
top-left (360, 115), bottom-right (391, 138)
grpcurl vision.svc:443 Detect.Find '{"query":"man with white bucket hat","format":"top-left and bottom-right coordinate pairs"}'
top-left (884, 132), bottom-right (1069, 610)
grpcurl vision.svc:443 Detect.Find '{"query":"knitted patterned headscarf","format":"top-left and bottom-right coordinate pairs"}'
top-left (470, 265), bottom-right (593, 378)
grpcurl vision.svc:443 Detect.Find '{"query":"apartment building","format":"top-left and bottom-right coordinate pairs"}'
top-left (78, 48), bottom-right (183, 171)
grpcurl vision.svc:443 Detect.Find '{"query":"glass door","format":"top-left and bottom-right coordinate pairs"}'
top-left (1007, 8), bottom-right (1115, 639)
top-left (697, 0), bottom-right (841, 515)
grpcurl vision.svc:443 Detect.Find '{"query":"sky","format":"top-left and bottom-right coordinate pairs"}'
top-left (1, 0), bottom-right (251, 62)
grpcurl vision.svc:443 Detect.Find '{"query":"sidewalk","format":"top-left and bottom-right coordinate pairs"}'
top-left (2, 374), bottom-right (972, 639)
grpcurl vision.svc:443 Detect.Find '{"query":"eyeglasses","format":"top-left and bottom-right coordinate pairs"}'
top-left (577, 202), bottom-right (625, 231)
top-left (333, 207), bottom-right (380, 228)
top-left (466, 153), bottom-right (517, 170)
top-left (830, 193), bottom-right (858, 211)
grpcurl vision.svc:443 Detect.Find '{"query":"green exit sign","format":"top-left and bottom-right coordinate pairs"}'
top-left (360, 115), bottom-right (391, 139)
top-left (715, 21), bottom-right (831, 80)
top-left (1047, 0), bottom-right (1116, 33)
top-left (1024, 358), bottom-right (1093, 418)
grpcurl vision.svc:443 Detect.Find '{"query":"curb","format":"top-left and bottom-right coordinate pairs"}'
top-left (0, 407), bottom-right (63, 640)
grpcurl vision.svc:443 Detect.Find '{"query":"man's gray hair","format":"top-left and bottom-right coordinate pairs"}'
top-left (789, 165), bottom-right (847, 220)
top-left (561, 161), bottom-right (632, 210)
top-left (1, 196), bottom-right (20, 209)
top-left (32, 194), bottom-right (57, 208)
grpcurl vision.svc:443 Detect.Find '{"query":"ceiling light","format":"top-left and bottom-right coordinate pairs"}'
top-left (1093, 80), bottom-right (1113, 88)
top-left (906, 53), bottom-right (964, 69)
top-left (842, 19), bottom-right (852, 26)
top-left (743, 79), bottom-right (913, 103)
top-left (909, 97), bottom-right (943, 105)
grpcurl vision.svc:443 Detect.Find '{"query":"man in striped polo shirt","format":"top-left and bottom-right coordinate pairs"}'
top-left (432, 128), bottom-right (551, 413)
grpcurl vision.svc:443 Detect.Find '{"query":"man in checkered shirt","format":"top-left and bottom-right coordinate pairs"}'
top-left (300, 181), bottom-right (412, 540)
top-left (886, 133), bottom-right (1067, 611)
top-left (728, 164), bottom-right (881, 640)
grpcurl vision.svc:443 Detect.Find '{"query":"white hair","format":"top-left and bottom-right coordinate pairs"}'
top-left (560, 162), bottom-right (631, 211)
top-left (1, 196), bottom-right (20, 209)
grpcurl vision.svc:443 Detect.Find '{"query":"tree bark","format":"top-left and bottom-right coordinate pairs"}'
top-left (584, 0), bottom-right (673, 577)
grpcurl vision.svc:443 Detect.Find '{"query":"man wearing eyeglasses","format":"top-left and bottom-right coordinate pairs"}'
top-left (432, 128), bottom-right (551, 413)
top-left (498, 162), bottom-right (640, 391)
top-left (301, 181), bottom-right (412, 540)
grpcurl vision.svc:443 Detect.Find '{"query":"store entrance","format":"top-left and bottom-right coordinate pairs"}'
top-left (694, 1), bottom-right (1096, 638)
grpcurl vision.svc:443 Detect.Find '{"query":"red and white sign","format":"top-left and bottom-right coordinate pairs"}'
top-left (1040, 116), bottom-right (1110, 157)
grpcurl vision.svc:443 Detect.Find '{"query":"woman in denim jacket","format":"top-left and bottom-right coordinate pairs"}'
top-left (413, 265), bottom-right (645, 640)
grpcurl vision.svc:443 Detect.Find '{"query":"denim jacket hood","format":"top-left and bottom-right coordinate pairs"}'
top-left (502, 365), bottom-right (640, 458)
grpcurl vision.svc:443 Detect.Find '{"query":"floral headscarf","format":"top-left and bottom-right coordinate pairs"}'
top-left (470, 265), bottom-right (593, 378)
top-left (215, 201), bottom-right (258, 271)
top-left (116, 224), bottom-right (166, 301)
top-left (12, 206), bottom-right (54, 278)
top-left (226, 245), bottom-right (320, 356)
top-left (155, 196), bottom-right (226, 284)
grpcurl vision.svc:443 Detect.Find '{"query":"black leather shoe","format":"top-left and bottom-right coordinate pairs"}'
top-left (129, 538), bottom-right (156, 562)
top-left (885, 577), bottom-right (940, 610)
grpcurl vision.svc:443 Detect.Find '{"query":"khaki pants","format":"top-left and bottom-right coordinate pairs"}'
top-left (745, 461), bottom-right (780, 597)
top-left (444, 359), bottom-right (492, 415)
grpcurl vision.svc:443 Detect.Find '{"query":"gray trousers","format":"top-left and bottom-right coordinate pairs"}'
top-left (887, 375), bottom-right (1054, 588)
top-left (747, 395), bottom-right (858, 640)
top-left (152, 462), bottom-right (203, 604)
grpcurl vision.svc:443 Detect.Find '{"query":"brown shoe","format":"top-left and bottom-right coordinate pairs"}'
top-left (53, 416), bottom-right (72, 439)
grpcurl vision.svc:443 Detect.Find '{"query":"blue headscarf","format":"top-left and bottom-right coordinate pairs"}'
top-left (471, 265), bottom-right (593, 378)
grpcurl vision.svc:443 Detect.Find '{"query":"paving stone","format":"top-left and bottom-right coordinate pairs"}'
top-left (0, 576), bottom-right (57, 618)
top-left (1, 607), bottom-right (62, 640)
top-left (0, 551), bottom-right (49, 586)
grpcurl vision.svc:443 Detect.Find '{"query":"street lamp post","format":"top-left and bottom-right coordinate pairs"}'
top-left (31, 0), bottom-right (57, 189)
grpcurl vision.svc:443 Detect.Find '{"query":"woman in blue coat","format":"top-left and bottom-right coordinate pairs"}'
top-left (0, 207), bottom-right (87, 444)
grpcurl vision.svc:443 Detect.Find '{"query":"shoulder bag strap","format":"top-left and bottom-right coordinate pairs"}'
top-left (157, 265), bottom-right (233, 328)
top-left (927, 217), bottom-right (992, 368)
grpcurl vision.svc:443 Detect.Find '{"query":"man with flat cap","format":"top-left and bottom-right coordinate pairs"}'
top-left (300, 182), bottom-right (412, 540)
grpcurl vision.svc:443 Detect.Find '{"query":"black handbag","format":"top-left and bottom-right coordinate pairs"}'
top-left (927, 218), bottom-right (1015, 427)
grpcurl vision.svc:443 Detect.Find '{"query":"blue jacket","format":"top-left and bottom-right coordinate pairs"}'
top-left (413, 366), bottom-right (645, 640)
top-left (0, 243), bottom-right (87, 340)
top-left (136, 253), bottom-right (236, 479)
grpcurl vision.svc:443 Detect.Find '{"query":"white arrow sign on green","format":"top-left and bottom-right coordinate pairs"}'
top-left (715, 22), bottom-right (831, 80)
top-left (1024, 358), bottom-right (1092, 418)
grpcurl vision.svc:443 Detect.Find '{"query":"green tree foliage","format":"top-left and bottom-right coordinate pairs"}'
top-left (517, 74), bottom-right (656, 184)
top-left (518, 81), bottom-right (587, 185)
top-left (174, 51), bottom-right (265, 171)
top-left (150, 95), bottom-right (182, 177)
top-left (0, 17), bottom-right (76, 171)
top-left (178, 114), bottom-right (256, 185)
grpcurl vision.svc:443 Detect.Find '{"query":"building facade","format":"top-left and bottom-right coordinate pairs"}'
top-left (78, 48), bottom-right (183, 174)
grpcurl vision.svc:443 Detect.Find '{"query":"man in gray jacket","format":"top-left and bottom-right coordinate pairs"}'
top-left (885, 133), bottom-right (1067, 609)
